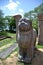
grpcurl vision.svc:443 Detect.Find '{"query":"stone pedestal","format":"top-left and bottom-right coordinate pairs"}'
top-left (38, 14), bottom-right (43, 45)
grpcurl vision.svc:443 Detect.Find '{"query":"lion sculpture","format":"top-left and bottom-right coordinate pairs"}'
top-left (17, 18), bottom-right (37, 63)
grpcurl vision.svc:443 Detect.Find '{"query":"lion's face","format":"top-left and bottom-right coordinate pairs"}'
top-left (18, 18), bottom-right (32, 32)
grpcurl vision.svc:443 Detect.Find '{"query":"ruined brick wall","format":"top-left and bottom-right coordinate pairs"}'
top-left (38, 14), bottom-right (43, 45)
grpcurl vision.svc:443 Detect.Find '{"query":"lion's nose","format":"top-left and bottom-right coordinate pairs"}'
top-left (21, 27), bottom-right (24, 30)
top-left (21, 22), bottom-right (24, 24)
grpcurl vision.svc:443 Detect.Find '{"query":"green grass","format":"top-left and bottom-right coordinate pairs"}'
top-left (0, 32), bottom-right (16, 47)
top-left (0, 38), bottom-right (16, 47)
top-left (0, 31), bottom-right (8, 36)
top-left (16, 61), bottom-right (30, 65)
top-left (7, 32), bottom-right (16, 41)
top-left (0, 31), bottom-right (16, 38)
top-left (0, 47), bottom-right (8, 53)
top-left (16, 62), bottom-right (24, 65)
top-left (36, 44), bottom-right (43, 48)
top-left (7, 32), bottom-right (16, 36)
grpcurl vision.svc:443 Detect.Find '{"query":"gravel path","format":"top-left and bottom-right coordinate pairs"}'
top-left (0, 43), bottom-right (18, 59)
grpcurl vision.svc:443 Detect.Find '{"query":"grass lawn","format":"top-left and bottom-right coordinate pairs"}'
top-left (0, 32), bottom-right (16, 47)
top-left (0, 31), bottom-right (8, 36)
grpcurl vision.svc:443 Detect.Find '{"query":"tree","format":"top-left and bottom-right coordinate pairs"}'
top-left (24, 3), bottom-right (43, 33)
top-left (24, 10), bottom-right (34, 20)
top-left (32, 18), bottom-right (38, 34)
top-left (4, 16), bottom-right (11, 31)
top-left (9, 17), bottom-right (16, 32)
top-left (5, 16), bottom-right (11, 22)
top-left (34, 3), bottom-right (43, 14)
top-left (0, 10), bottom-right (4, 31)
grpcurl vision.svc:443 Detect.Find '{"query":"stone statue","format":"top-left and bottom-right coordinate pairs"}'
top-left (17, 18), bottom-right (37, 63)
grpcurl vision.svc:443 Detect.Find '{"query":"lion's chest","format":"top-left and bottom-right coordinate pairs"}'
top-left (18, 32), bottom-right (32, 47)
top-left (20, 34), bottom-right (31, 42)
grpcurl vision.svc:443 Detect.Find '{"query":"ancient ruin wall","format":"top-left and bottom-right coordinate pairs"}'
top-left (38, 14), bottom-right (43, 45)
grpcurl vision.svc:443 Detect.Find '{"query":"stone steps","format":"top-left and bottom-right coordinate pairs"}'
top-left (0, 43), bottom-right (18, 59)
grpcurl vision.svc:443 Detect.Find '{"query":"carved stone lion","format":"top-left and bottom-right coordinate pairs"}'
top-left (17, 18), bottom-right (37, 63)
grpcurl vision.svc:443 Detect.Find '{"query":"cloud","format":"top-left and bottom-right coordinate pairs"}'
top-left (5, 0), bottom-right (20, 10)
top-left (16, 1), bottom-right (20, 4)
top-left (9, 0), bottom-right (12, 2)
top-left (10, 12), bottom-right (23, 17)
top-left (18, 9), bottom-right (24, 17)
top-left (19, 9), bottom-right (24, 13)
top-left (8, 8), bottom-right (24, 17)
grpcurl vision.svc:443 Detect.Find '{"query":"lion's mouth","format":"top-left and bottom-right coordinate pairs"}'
top-left (19, 27), bottom-right (30, 32)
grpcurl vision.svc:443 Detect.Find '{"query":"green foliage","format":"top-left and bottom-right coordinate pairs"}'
top-left (24, 10), bottom-right (34, 20)
top-left (5, 16), bottom-right (11, 22)
top-left (9, 17), bottom-right (16, 32)
top-left (0, 31), bottom-right (8, 36)
top-left (32, 18), bottom-right (38, 33)
top-left (4, 16), bottom-right (16, 32)
top-left (34, 3), bottom-right (43, 14)
top-left (0, 10), bottom-right (5, 31)
top-left (24, 11), bottom-right (38, 33)
top-left (9, 17), bottom-right (16, 26)
top-left (0, 33), bottom-right (16, 47)
top-left (24, 3), bottom-right (43, 33)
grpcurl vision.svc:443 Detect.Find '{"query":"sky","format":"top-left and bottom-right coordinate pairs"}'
top-left (0, 0), bottom-right (43, 16)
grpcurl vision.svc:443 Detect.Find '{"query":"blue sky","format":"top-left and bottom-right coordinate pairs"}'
top-left (0, 0), bottom-right (43, 16)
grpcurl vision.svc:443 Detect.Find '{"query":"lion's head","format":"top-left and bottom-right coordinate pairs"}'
top-left (18, 18), bottom-right (32, 32)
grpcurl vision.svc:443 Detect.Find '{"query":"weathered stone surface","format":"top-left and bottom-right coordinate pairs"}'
top-left (14, 15), bottom-right (22, 41)
top-left (38, 14), bottom-right (43, 45)
top-left (0, 43), bottom-right (18, 59)
top-left (16, 16), bottom-right (37, 63)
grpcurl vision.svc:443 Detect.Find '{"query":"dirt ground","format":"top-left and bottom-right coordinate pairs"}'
top-left (0, 48), bottom-right (43, 65)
